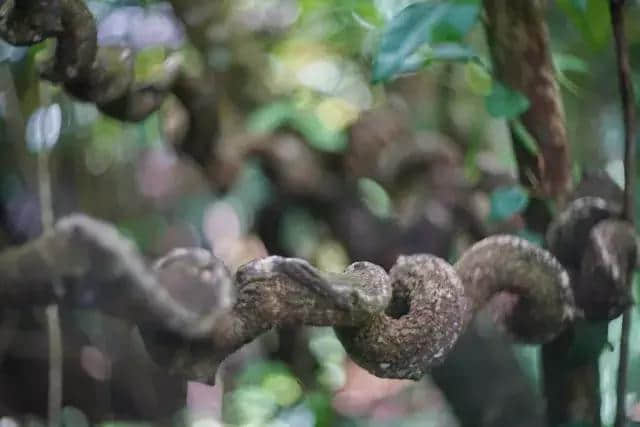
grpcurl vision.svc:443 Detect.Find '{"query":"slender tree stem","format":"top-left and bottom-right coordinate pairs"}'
top-left (609, 1), bottom-right (636, 426)
top-left (37, 83), bottom-right (64, 427)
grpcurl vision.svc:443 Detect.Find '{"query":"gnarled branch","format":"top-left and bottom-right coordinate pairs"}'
top-left (0, 213), bottom-right (577, 384)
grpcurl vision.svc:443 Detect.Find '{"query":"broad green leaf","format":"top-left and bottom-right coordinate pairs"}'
top-left (372, 2), bottom-right (479, 82)
top-left (489, 185), bottom-right (529, 221)
top-left (485, 82), bottom-right (530, 119)
top-left (512, 118), bottom-right (540, 155)
top-left (464, 62), bottom-right (492, 96)
top-left (557, 0), bottom-right (611, 51)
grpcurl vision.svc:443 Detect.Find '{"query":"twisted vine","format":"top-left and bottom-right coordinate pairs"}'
top-left (1, 0), bottom-right (167, 120)
top-left (546, 194), bottom-right (636, 321)
top-left (0, 213), bottom-right (580, 383)
top-left (0, 0), bottom-right (218, 167)
top-left (542, 172), bottom-right (638, 426)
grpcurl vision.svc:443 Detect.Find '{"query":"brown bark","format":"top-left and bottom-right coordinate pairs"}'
top-left (483, 0), bottom-right (571, 201)
top-left (482, 2), bottom-right (599, 426)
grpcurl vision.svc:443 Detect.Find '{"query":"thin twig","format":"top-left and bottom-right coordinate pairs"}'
top-left (45, 304), bottom-right (63, 426)
top-left (610, 1), bottom-right (636, 426)
top-left (36, 83), bottom-right (64, 427)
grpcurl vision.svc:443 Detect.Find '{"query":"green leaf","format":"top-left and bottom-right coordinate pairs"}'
top-left (372, 2), bottom-right (479, 82)
top-left (246, 101), bottom-right (347, 153)
top-left (511, 119), bottom-right (540, 155)
top-left (431, 2), bottom-right (480, 43)
top-left (553, 53), bottom-right (589, 74)
top-left (246, 101), bottom-right (297, 134)
top-left (397, 43), bottom-right (477, 74)
top-left (262, 373), bottom-right (302, 406)
top-left (357, 177), bottom-right (391, 218)
top-left (489, 186), bottom-right (529, 221)
top-left (553, 52), bottom-right (589, 95)
top-left (428, 43), bottom-right (477, 62)
top-left (557, 0), bottom-right (611, 51)
top-left (464, 62), bottom-right (492, 96)
top-left (485, 82), bottom-right (530, 119)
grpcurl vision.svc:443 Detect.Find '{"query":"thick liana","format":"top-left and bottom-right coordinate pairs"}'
top-left (0, 215), bottom-right (578, 382)
top-left (546, 195), bottom-right (638, 321)
top-left (234, 235), bottom-right (576, 379)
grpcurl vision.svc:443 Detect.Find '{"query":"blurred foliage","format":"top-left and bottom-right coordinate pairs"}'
top-left (1, 0), bottom-right (640, 425)
top-left (484, 84), bottom-right (530, 120)
top-left (371, 0), bottom-right (480, 82)
top-left (556, 0), bottom-right (612, 52)
top-left (223, 360), bottom-right (320, 426)
top-left (247, 100), bottom-right (347, 152)
top-left (488, 185), bottom-right (529, 222)
top-left (357, 178), bottom-right (391, 218)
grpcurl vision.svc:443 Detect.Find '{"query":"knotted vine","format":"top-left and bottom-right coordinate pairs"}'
top-left (0, 0), bottom-right (218, 167)
top-left (547, 195), bottom-right (636, 322)
top-left (0, 212), bottom-right (588, 383)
